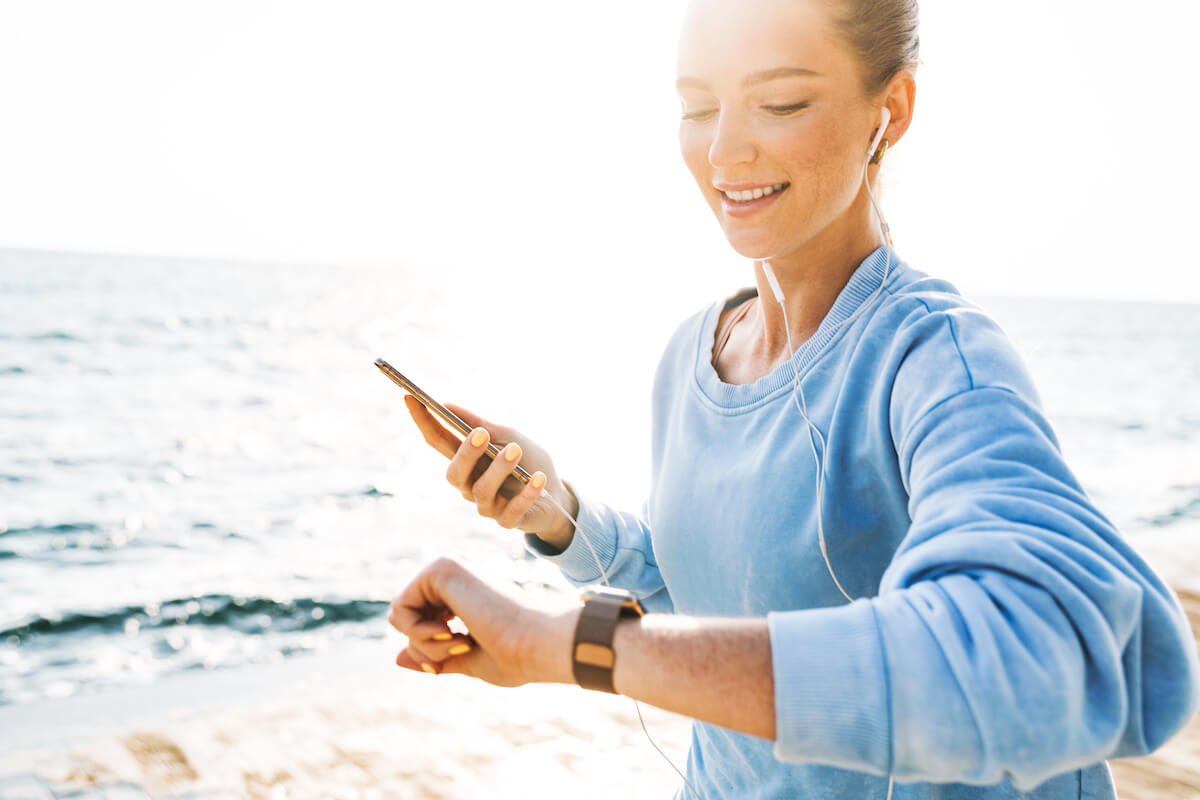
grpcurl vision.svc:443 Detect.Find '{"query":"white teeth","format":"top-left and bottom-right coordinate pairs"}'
top-left (722, 183), bottom-right (788, 203)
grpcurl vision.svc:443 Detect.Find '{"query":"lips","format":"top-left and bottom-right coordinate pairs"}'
top-left (718, 182), bottom-right (790, 204)
top-left (716, 182), bottom-right (790, 218)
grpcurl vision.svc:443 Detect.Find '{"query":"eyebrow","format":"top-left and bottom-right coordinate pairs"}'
top-left (675, 67), bottom-right (821, 92)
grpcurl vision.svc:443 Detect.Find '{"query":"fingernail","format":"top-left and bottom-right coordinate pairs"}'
top-left (505, 444), bottom-right (521, 462)
top-left (531, 472), bottom-right (546, 490)
top-left (421, 662), bottom-right (437, 674)
top-left (433, 633), bottom-right (453, 641)
top-left (448, 644), bottom-right (471, 656)
top-left (470, 429), bottom-right (487, 447)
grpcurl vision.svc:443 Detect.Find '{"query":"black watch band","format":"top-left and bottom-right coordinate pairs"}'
top-left (572, 589), bottom-right (644, 693)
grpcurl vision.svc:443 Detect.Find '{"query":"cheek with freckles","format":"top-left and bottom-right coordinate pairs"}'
top-left (677, 107), bottom-right (872, 258)
top-left (767, 114), bottom-right (862, 232)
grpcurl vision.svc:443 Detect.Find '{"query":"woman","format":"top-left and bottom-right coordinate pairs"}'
top-left (388, 0), bottom-right (1200, 797)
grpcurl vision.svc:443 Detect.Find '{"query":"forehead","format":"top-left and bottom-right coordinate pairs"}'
top-left (676, 0), bottom-right (851, 87)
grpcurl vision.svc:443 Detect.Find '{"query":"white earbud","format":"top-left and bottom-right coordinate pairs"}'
top-left (868, 106), bottom-right (891, 161)
top-left (763, 262), bottom-right (785, 305)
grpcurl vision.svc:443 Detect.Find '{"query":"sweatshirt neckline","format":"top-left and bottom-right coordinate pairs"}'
top-left (692, 244), bottom-right (898, 412)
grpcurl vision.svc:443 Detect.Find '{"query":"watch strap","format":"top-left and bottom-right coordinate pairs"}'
top-left (572, 594), bottom-right (629, 693)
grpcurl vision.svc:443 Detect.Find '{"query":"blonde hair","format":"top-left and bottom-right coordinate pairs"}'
top-left (826, 0), bottom-right (921, 96)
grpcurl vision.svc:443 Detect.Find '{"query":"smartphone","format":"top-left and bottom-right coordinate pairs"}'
top-left (375, 357), bottom-right (534, 487)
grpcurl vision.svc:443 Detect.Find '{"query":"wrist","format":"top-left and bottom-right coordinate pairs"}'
top-left (570, 588), bottom-right (646, 694)
top-left (531, 607), bottom-right (581, 685)
top-left (540, 479), bottom-right (580, 551)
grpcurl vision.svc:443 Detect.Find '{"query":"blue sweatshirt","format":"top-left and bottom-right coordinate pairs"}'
top-left (525, 244), bottom-right (1200, 799)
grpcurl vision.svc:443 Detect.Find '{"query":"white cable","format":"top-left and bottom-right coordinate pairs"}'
top-left (762, 147), bottom-right (896, 798)
top-left (522, 130), bottom-right (898, 800)
top-left (534, 487), bottom-right (707, 800)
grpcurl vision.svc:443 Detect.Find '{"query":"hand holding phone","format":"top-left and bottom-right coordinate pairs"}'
top-left (376, 358), bottom-right (578, 550)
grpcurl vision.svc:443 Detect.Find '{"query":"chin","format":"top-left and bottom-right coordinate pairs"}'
top-left (720, 230), bottom-right (787, 262)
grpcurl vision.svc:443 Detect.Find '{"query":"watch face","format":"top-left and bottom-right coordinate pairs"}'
top-left (581, 586), bottom-right (636, 603)
top-left (580, 587), bottom-right (645, 616)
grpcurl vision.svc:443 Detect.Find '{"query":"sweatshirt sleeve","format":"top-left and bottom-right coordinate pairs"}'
top-left (767, 328), bottom-right (1200, 788)
top-left (524, 479), bottom-right (673, 614)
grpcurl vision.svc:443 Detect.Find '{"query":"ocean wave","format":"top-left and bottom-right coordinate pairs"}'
top-left (1145, 494), bottom-right (1200, 528)
top-left (0, 595), bottom-right (389, 643)
top-left (1, 522), bottom-right (98, 537)
top-left (27, 331), bottom-right (83, 342)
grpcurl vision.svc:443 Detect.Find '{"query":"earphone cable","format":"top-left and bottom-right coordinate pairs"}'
top-left (533, 488), bottom-right (707, 800)
top-left (767, 150), bottom-right (896, 800)
top-left (517, 130), bottom-right (899, 800)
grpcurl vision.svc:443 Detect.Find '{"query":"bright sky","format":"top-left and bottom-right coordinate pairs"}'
top-left (0, 0), bottom-right (1197, 303)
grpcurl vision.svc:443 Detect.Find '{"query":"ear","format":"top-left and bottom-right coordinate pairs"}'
top-left (877, 70), bottom-right (917, 150)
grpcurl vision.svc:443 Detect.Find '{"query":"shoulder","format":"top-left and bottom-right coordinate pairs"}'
top-left (868, 262), bottom-right (1044, 433)
top-left (656, 290), bottom-right (750, 370)
top-left (647, 294), bottom-right (723, 392)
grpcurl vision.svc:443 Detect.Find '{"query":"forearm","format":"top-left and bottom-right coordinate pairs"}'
top-left (616, 615), bottom-right (776, 740)
top-left (538, 611), bottom-right (776, 741)
top-left (525, 486), bottom-right (674, 613)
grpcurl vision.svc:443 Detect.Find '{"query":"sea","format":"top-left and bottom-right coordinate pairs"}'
top-left (2, 248), bottom-right (1198, 713)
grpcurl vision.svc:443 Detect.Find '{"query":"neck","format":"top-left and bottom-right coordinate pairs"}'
top-left (752, 195), bottom-right (885, 361)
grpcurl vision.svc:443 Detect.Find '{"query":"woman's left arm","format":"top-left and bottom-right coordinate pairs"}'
top-left (390, 310), bottom-right (1200, 788)
top-left (388, 557), bottom-right (778, 738)
top-left (390, 382), bottom-right (1200, 791)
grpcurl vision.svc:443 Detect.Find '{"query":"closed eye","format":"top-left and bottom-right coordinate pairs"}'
top-left (764, 102), bottom-right (809, 115)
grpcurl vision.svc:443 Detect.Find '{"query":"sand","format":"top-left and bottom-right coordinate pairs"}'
top-left (3, 569), bottom-right (1198, 799)
top-left (0, 637), bottom-right (694, 799)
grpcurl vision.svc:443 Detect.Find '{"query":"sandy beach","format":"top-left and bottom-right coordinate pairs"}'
top-left (3, 543), bottom-right (1197, 799)
top-left (0, 635), bottom-right (694, 799)
top-left (5, 608), bottom-right (1198, 800)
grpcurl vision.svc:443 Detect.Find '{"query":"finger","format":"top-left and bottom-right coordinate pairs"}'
top-left (388, 595), bottom-right (421, 634)
top-left (413, 631), bottom-right (476, 662)
top-left (443, 402), bottom-right (505, 436)
top-left (435, 651), bottom-right (474, 676)
top-left (397, 646), bottom-right (440, 675)
top-left (444, 425), bottom-right (493, 493)
top-left (405, 641), bottom-right (443, 674)
top-left (494, 471), bottom-right (548, 529)
top-left (472, 442), bottom-right (523, 516)
top-left (388, 591), bottom-right (450, 635)
top-left (408, 618), bottom-right (454, 641)
top-left (404, 395), bottom-right (462, 460)
top-left (390, 561), bottom-right (466, 636)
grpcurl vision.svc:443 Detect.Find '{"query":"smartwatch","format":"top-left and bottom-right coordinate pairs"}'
top-left (572, 586), bottom-right (645, 693)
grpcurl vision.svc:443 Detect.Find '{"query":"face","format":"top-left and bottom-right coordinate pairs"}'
top-left (676, 0), bottom-right (881, 261)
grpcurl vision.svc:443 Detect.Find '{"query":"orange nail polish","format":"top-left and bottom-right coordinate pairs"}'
top-left (421, 662), bottom-right (437, 674)
top-left (505, 444), bottom-right (521, 462)
top-left (531, 472), bottom-right (547, 490)
top-left (448, 644), bottom-right (471, 656)
top-left (470, 429), bottom-right (487, 447)
top-left (433, 632), bottom-right (453, 641)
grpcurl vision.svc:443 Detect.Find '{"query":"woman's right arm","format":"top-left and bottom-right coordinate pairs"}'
top-left (403, 394), bottom-right (673, 613)
top-left (523, 481), bottom-right (673, 614)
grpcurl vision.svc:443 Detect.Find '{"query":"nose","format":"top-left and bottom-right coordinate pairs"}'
top-left (708, 109), bottom-right (756, 169)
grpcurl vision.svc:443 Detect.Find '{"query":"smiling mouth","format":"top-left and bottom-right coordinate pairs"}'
top-left (721, 183), bottom-right (790, 204)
